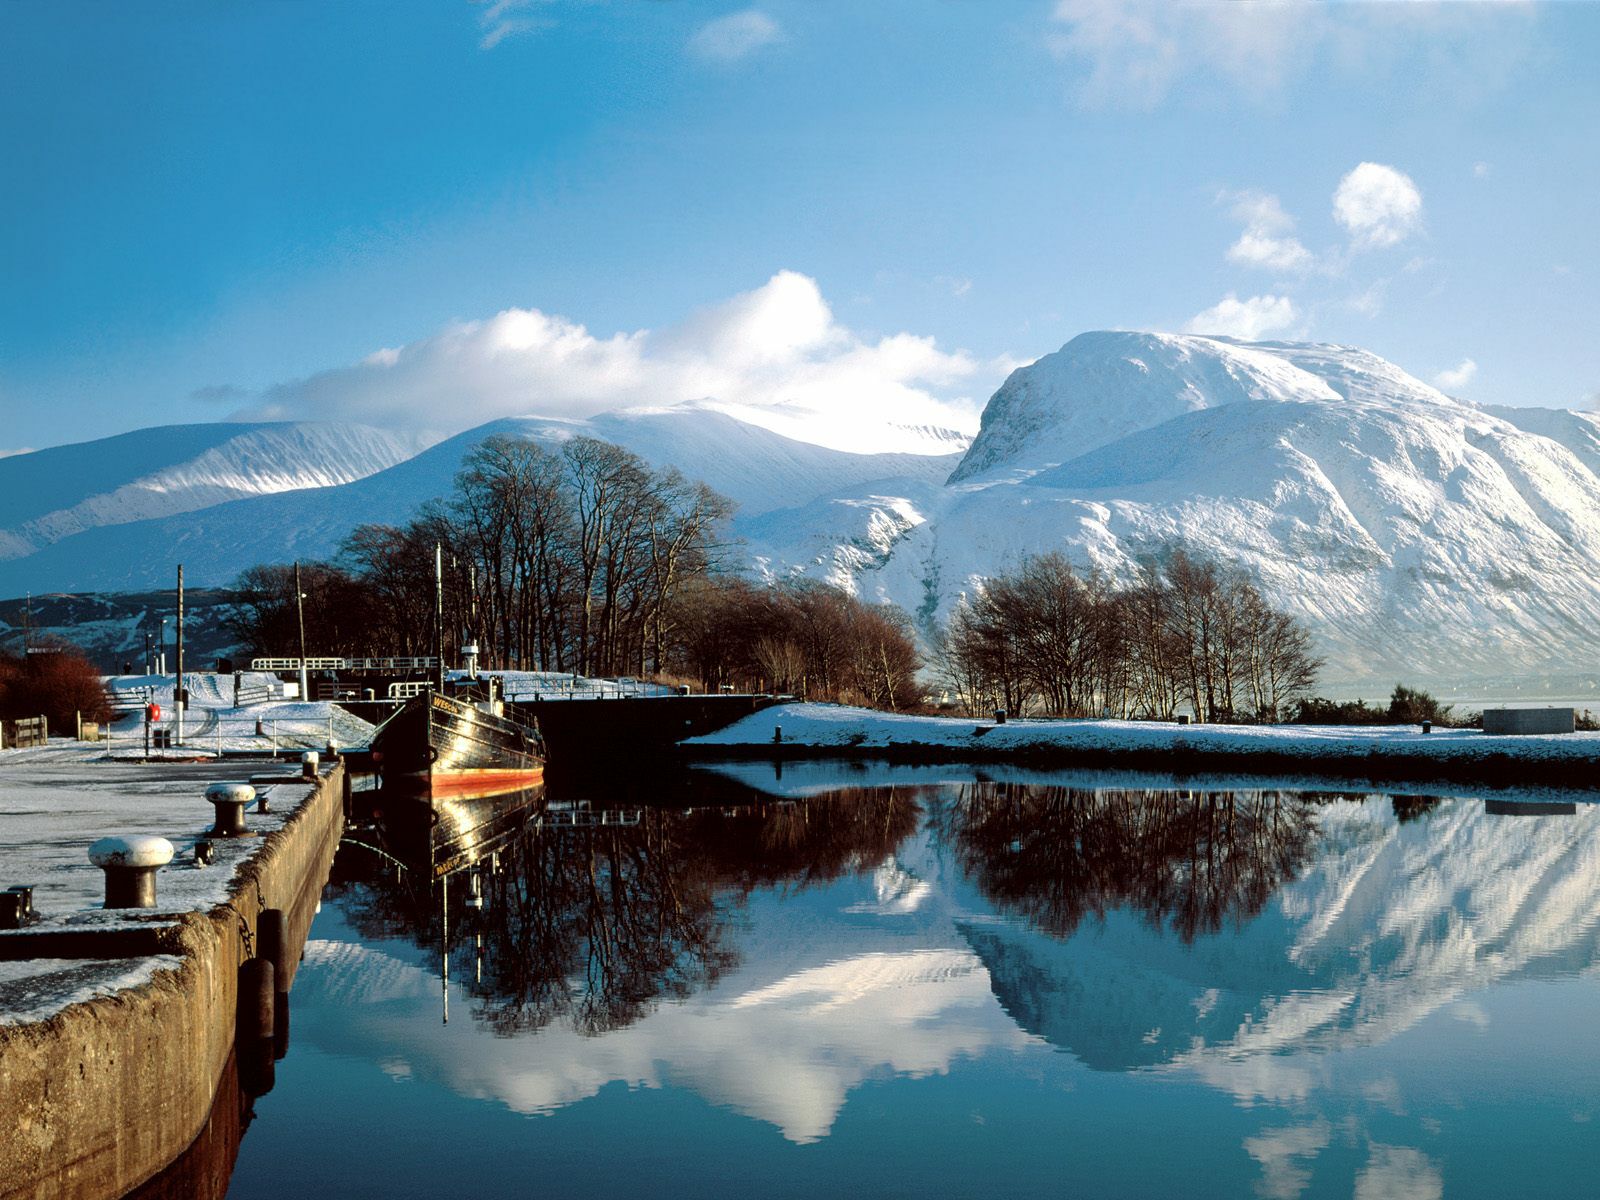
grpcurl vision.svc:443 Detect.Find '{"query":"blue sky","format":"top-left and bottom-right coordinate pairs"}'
top-left (3, 1), bottom-right (1598, 451)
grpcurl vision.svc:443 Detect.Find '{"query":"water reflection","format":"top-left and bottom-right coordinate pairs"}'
top-left (940, 784), bottom-right (1318, 942)
top-left (217, 768), bottom-right (1600, 1199)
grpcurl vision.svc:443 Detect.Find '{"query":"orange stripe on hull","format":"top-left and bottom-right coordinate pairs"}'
top-left (428, 766), bottom-right (546, 800)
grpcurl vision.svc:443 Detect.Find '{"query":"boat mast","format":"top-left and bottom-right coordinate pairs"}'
top-left (434, 541), bottom-right (446, 693)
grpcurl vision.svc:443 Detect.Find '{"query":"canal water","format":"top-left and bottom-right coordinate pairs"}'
top-left (203, 763), bottom-right (1599, 1199)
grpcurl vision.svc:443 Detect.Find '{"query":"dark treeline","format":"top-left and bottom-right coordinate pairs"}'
top-left (941, 549), bottom-right (1320, 722)
top-left (230, 434), bottom-right (922, 707)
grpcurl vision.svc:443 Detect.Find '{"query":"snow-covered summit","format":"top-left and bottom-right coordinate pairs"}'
top-left (948, 331), bottom-right (1455, 484)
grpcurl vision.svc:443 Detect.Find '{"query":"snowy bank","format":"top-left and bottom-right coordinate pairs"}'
top-left (682, 704), bottom-right (1600, 788)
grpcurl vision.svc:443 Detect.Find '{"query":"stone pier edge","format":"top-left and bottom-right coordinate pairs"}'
top-left (0, 762), bottom-right (347, 1200)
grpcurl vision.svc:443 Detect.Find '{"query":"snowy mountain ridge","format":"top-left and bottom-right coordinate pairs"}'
top-left (5, 331), bottom-right (1600, 690)
top-left (0, 422), bottom-right (438, 561)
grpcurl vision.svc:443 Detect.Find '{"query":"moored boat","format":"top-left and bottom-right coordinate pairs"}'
top-left (371, 689), bottom-right (546, 796)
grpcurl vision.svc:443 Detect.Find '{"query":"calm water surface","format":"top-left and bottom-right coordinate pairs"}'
top-left (215, 763), bottom-right (1600, 1199)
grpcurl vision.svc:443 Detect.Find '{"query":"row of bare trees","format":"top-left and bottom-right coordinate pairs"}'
top-left (941, 549), bottom-right (1319, 721)
top-left (231, 435), bottom-right (731, 679)
top-left (673, 576), bottom-right (921, 709)
top-left (229, 434), bottom-right (923, 705)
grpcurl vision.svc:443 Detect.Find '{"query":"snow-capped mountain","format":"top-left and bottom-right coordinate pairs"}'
top-left (6, 332), bottom-right (1600, 689)
top-left (0, 422), bottom-right (437, 561)
top-left (749, 333), bottom-right (1600, 686)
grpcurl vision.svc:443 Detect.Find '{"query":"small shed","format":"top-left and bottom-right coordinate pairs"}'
top-left (1481, 707), bottom-right (1575, 735)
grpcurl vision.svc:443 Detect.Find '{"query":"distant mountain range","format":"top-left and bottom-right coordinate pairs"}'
top-left (6, 333), bottom-right (1600, 692)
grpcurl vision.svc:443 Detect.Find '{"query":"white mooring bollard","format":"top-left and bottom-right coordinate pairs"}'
top-left (88, 836), bottom-right (175, 908)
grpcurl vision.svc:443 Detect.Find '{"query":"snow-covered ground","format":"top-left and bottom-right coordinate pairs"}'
top-left (88, 673), bottom-right (377, 756)
top-left (685, 702), bottom-right (1600, 771)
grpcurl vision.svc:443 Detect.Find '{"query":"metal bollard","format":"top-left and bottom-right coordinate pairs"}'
top-left (7, 884), bottom-right (35, 922)
top-left (206, 782), bottom-right (257, 837)
top-left (994, 709), bottom-right (1007, 724)
top-left (1422, 720), bottom-right (1432, 734)
top-left (89, 836), bottom-right (175, 908)
top-left (193, 839), bottom-right (216, 867)
top-left (773, 725), bottom-right (783, 744)
top-left (301, 751), bottom-right (319, 779)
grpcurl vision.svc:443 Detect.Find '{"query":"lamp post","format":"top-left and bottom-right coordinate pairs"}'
top-left (294, 561), bottom-right (309, 702)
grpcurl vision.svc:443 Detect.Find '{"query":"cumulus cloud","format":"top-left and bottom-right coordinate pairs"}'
top-left (1473, 161), bottom-right (1492, 179)
top-left (687, 9), bottom-right (783, 63)
top-left (235, 271), bottom-right (997, 453)
top-left (1223, 191), bottom-right (1314, 274)
top-left (1433, 358), bottom-right (1477, 390)
top-left (1185, 293), bottom-right (1298, 341)
top-left (1334, 163), bottom-right (1424, 250)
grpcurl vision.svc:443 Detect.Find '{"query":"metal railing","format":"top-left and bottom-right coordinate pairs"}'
top-left (250, 656), bottom-right (440, 672)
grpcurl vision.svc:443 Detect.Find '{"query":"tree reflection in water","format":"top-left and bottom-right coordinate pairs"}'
top-left (940, 783), bottom-right (1320, 942)
top-left (331, 786), bottom-right (926, 1037)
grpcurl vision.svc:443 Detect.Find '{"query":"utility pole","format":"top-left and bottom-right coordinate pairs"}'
top-left (294, 561), bottom-right (309, 702)
top-left (175, 564), bottom-right (185, 744)
top-left (434, 542), bottom-right (446, 692)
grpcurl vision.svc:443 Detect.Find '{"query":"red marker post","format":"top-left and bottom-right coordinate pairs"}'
top-left (144, 702), bottom-right (161, 760)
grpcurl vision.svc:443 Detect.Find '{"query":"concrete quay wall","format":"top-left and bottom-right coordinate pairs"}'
top-left (0, 763), bottom-right (347, 1200)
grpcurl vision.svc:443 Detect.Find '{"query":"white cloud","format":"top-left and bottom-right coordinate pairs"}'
top-left (1046, 0), bottom-right (1536, 110)
top-left (1346, 281), bottom-right (1387, 319)
top-left (1433, 358), bottom-right (1477, 390)
top-left (1334, 163), bottom-right (1424, 250)
top-left (239, 271), bottom-right (998, 453)
top-left (687, 9), bottom-right (783, 63)
top-left (1223, 191), bottom-right (1314, 274)
top-left (1047, 0), bottom-right (1312, 108)
top-left (474, 0), bottom-right (551, 50)
top-left (1185, 293), bottom-right (1298, 341)
top-left (0, 447), bottom-right (35, 459)
top-left (1473, 160), bottom-right (1492, 179)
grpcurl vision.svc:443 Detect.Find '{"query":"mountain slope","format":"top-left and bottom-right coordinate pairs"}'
top-left (0, 422), bottom-right (438, 560)
top-left (753, 333), bottom-right (1600, 686)
top-left (0, 409), bottom-right (961, 593)
top-left (8, 334), bottom-right (1600, 690)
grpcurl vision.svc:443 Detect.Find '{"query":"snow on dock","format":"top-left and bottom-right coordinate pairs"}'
top-left (0, 756), bottom-right (321, 1022)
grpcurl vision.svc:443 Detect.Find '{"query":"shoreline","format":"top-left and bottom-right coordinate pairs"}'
top-left (680, 704), bottom-right (1600, 791)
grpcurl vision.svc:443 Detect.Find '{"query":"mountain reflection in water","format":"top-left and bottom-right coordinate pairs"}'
top-left (220, 767), bottom-right (1600, 1200)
